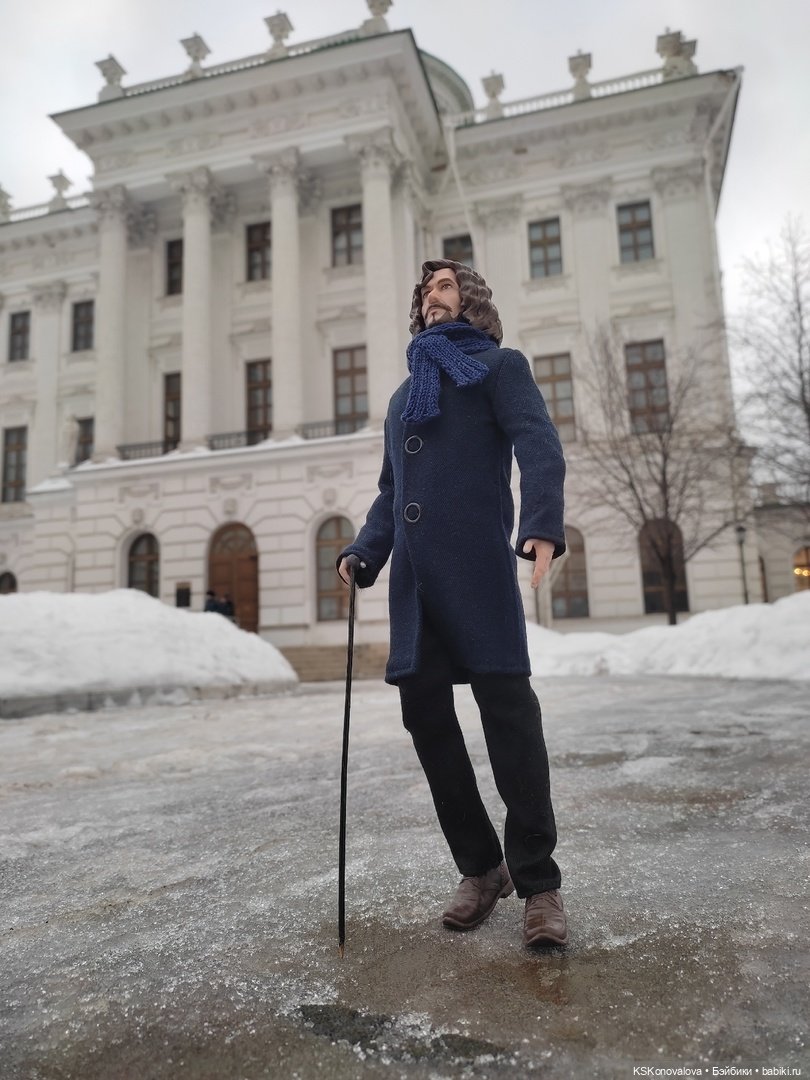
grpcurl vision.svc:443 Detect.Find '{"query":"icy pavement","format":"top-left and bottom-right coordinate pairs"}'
top-left (1, 675), bottom-right (807, 1078)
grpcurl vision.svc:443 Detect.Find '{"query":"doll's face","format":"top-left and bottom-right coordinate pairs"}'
top-left (420, 268), bottom-right (462, 327)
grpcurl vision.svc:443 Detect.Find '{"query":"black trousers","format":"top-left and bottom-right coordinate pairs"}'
top-left (397, 612), bottom-right (561, 898)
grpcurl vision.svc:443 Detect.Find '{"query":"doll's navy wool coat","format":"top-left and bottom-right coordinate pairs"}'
top-left (338, 343), bottom-right (566, 685)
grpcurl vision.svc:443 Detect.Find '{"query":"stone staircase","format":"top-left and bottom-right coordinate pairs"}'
top-left (280, 643), bottom-right (388, 682)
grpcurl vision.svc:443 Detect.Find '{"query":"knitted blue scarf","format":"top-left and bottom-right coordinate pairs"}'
top-left (401, 321), bottom-right (495, 424)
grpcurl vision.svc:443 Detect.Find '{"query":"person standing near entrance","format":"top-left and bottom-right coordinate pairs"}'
top-left (337, 259), bottom-right (569, 948)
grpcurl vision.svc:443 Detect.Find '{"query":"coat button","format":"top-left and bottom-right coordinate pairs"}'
top-left (404, 502), bottom-right (421, 523)
top-left (405, 435), bottom-right (423, 454)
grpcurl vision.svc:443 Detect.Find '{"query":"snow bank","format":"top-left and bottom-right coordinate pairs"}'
top-left (528, 591), bottom-right (810, 681)
top-left (0, 589), bottom-right (298, 699)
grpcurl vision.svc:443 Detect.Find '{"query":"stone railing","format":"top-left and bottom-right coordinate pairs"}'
top-left (123, 28), bottom-right (363, 99)
top-left (447, 67), bottom-right (664, 127)
top-left (298, 418), bottom-right (368, 440)
top-left (2, 194), bottom-right (90, 226)
top-left (117, 439), bottom-right (179, 460)
top-left (207, 429), bottom-right (271, 450)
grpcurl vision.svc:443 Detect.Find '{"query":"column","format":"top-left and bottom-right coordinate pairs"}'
top-left (89, 185), bottom-right (129, 460)
top-left (349, 130), bottom-right (401, 426)
top-left (30, 281), bottom-right (66, 487)
top-left (170, 168), bottom-right (216, 448)
top-left (256, 149), bottom-right (304, 438)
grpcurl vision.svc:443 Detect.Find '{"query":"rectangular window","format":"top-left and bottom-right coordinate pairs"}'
top-left (166, 239), bottom-right (183, 295)
top-left (617, 201), bottom-right (654, 263)
top-left (163, 372), bottom-right (181, 451)
top-left (9, 311), bottom-right (31, 362)
top-left (529, 218), bottom-right (563, 278)
top-left (246, 359), bottom-right (272, 443)
top-left (331, 204), bottom-right (363, 267)
top-left (71, 300), bottom-right (95, 352)
top-left (443, 234), bottom-right (474, 267)
top-left (333, 346), bottom-right (368, 433)
top-left (2, 426), bottom-right (27, 503)
top-left (246, 222), bottom-right (272, 281)
top-left (624, 340), bottom-right (669, 433)
top-left (533, 353), bottom-right (575, 441)
top-left (75, 417), bottom-right (94, 464)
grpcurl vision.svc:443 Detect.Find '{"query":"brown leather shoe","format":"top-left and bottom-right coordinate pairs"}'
top-left (442, 860), bottom-right (514, 931)
top-left (523, 889), bottom-right (569, 947)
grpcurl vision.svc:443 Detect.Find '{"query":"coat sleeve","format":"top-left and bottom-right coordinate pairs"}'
top-left (336, 421), bottom-right (396, 588)
top-left (491, 349), bottom-right (567, 561)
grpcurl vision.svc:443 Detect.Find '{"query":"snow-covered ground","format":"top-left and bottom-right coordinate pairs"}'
top-left (0, 589), bottom-right (298, 700)
top-left (1, 590), bottom-right (806, 711)
top-left (528, 592), bottom-right (809, 681)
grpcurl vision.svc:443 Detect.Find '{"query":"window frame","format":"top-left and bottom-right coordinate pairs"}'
top-left (71, 300), bottom-right (95, 353)
top-left (639, 519), bottom-right (689, 614)
top-left (442, 234), bottom-right (474, 267)
top-left (533, 352), bottom-right (576, 442)
top-left (246, 222), bottom-right (272, 282)
top-left (246, 359), bottom-right (273, 443)
top-left (128, 533), bottom-right (160, 598)
top-left (75, 417), bottom-right (94, 464)
top-left (528, 217), bottom-right (563, 279)
top-left (617, 200), bottom-right (655, 264)
top-left (1, 426), bottom-right (27, 503)
top-left (624, 339), bottom-right (670, 434)
top-left (9, 310), bottom-right (31, 362)
top-left (316, 516), bottom-right (355, 621)
top-left (163, 372), bottom-right (181, 451)
top-left (333, 346), bottom-right (368, 434)
top-left (331, 204), bottom-right (363, 267)
top-left (551, 526), bottom-right (589, 618)
top-left (166, 238), bottom-right (183, 296)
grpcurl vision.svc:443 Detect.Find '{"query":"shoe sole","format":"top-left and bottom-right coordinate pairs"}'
top-left (442, 881), bottom-right (515, 931)
top-left (524, 930), bottom-right (569, 948)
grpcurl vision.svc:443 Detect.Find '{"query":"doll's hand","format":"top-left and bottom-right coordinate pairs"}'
top-left (522, 539), bottom-right (555, 589)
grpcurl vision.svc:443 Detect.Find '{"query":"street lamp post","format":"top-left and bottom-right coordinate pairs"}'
top-left (735, 522), bottom-right (750, 605)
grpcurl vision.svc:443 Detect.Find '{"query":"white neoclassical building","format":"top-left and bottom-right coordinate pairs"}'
top-left (0, 3), bottom-right (767, 677)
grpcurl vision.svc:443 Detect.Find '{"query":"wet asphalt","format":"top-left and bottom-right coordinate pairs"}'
top-left (0, 674), bottom-right (807, 1079)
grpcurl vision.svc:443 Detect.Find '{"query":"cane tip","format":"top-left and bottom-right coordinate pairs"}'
top-left (338, 943), bottom-right (345, 959)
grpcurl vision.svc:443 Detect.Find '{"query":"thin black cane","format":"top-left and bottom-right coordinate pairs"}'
top-left (338, 559), bottom-right (358, 958)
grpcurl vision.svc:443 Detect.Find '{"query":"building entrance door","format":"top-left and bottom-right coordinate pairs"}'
top-left (208, 523), bottom-right (259, 633)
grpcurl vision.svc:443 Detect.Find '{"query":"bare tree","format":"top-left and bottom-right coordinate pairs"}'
top-left (732, 217), bottom-right (810, 510)
top-left (574, 326), bottom-right (750, 625)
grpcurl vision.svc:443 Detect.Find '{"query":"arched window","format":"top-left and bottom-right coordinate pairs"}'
top-left (317, 517), bottom-right (355, 621)
top-left (639, 519), bottom-right (689, 614)
top-left (552, 526), bottom-right (589, 618)
top-left (793, 546), bottom-right (810, 591)
top-left (0, 571), bottom-right (17, 594)
top-left (128, 533), bottom-right (159, 598)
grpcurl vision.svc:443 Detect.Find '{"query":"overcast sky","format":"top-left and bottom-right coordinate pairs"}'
top-left (1, 0), bottom-right (808, 326)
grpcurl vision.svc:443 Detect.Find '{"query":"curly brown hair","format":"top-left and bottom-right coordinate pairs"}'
top-left (408, 259), bottom-right (503, 345)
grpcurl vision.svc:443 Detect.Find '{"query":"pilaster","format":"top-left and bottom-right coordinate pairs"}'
top-left (30, 281), bottom-right (67, 487)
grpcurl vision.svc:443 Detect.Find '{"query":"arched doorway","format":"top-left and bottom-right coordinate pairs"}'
top-left (128, 533), bottom-right (159, 597)
top-left (0, 571), bottom-right (18, 594)
top-left (209, 523), bottom-right (259, 632)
